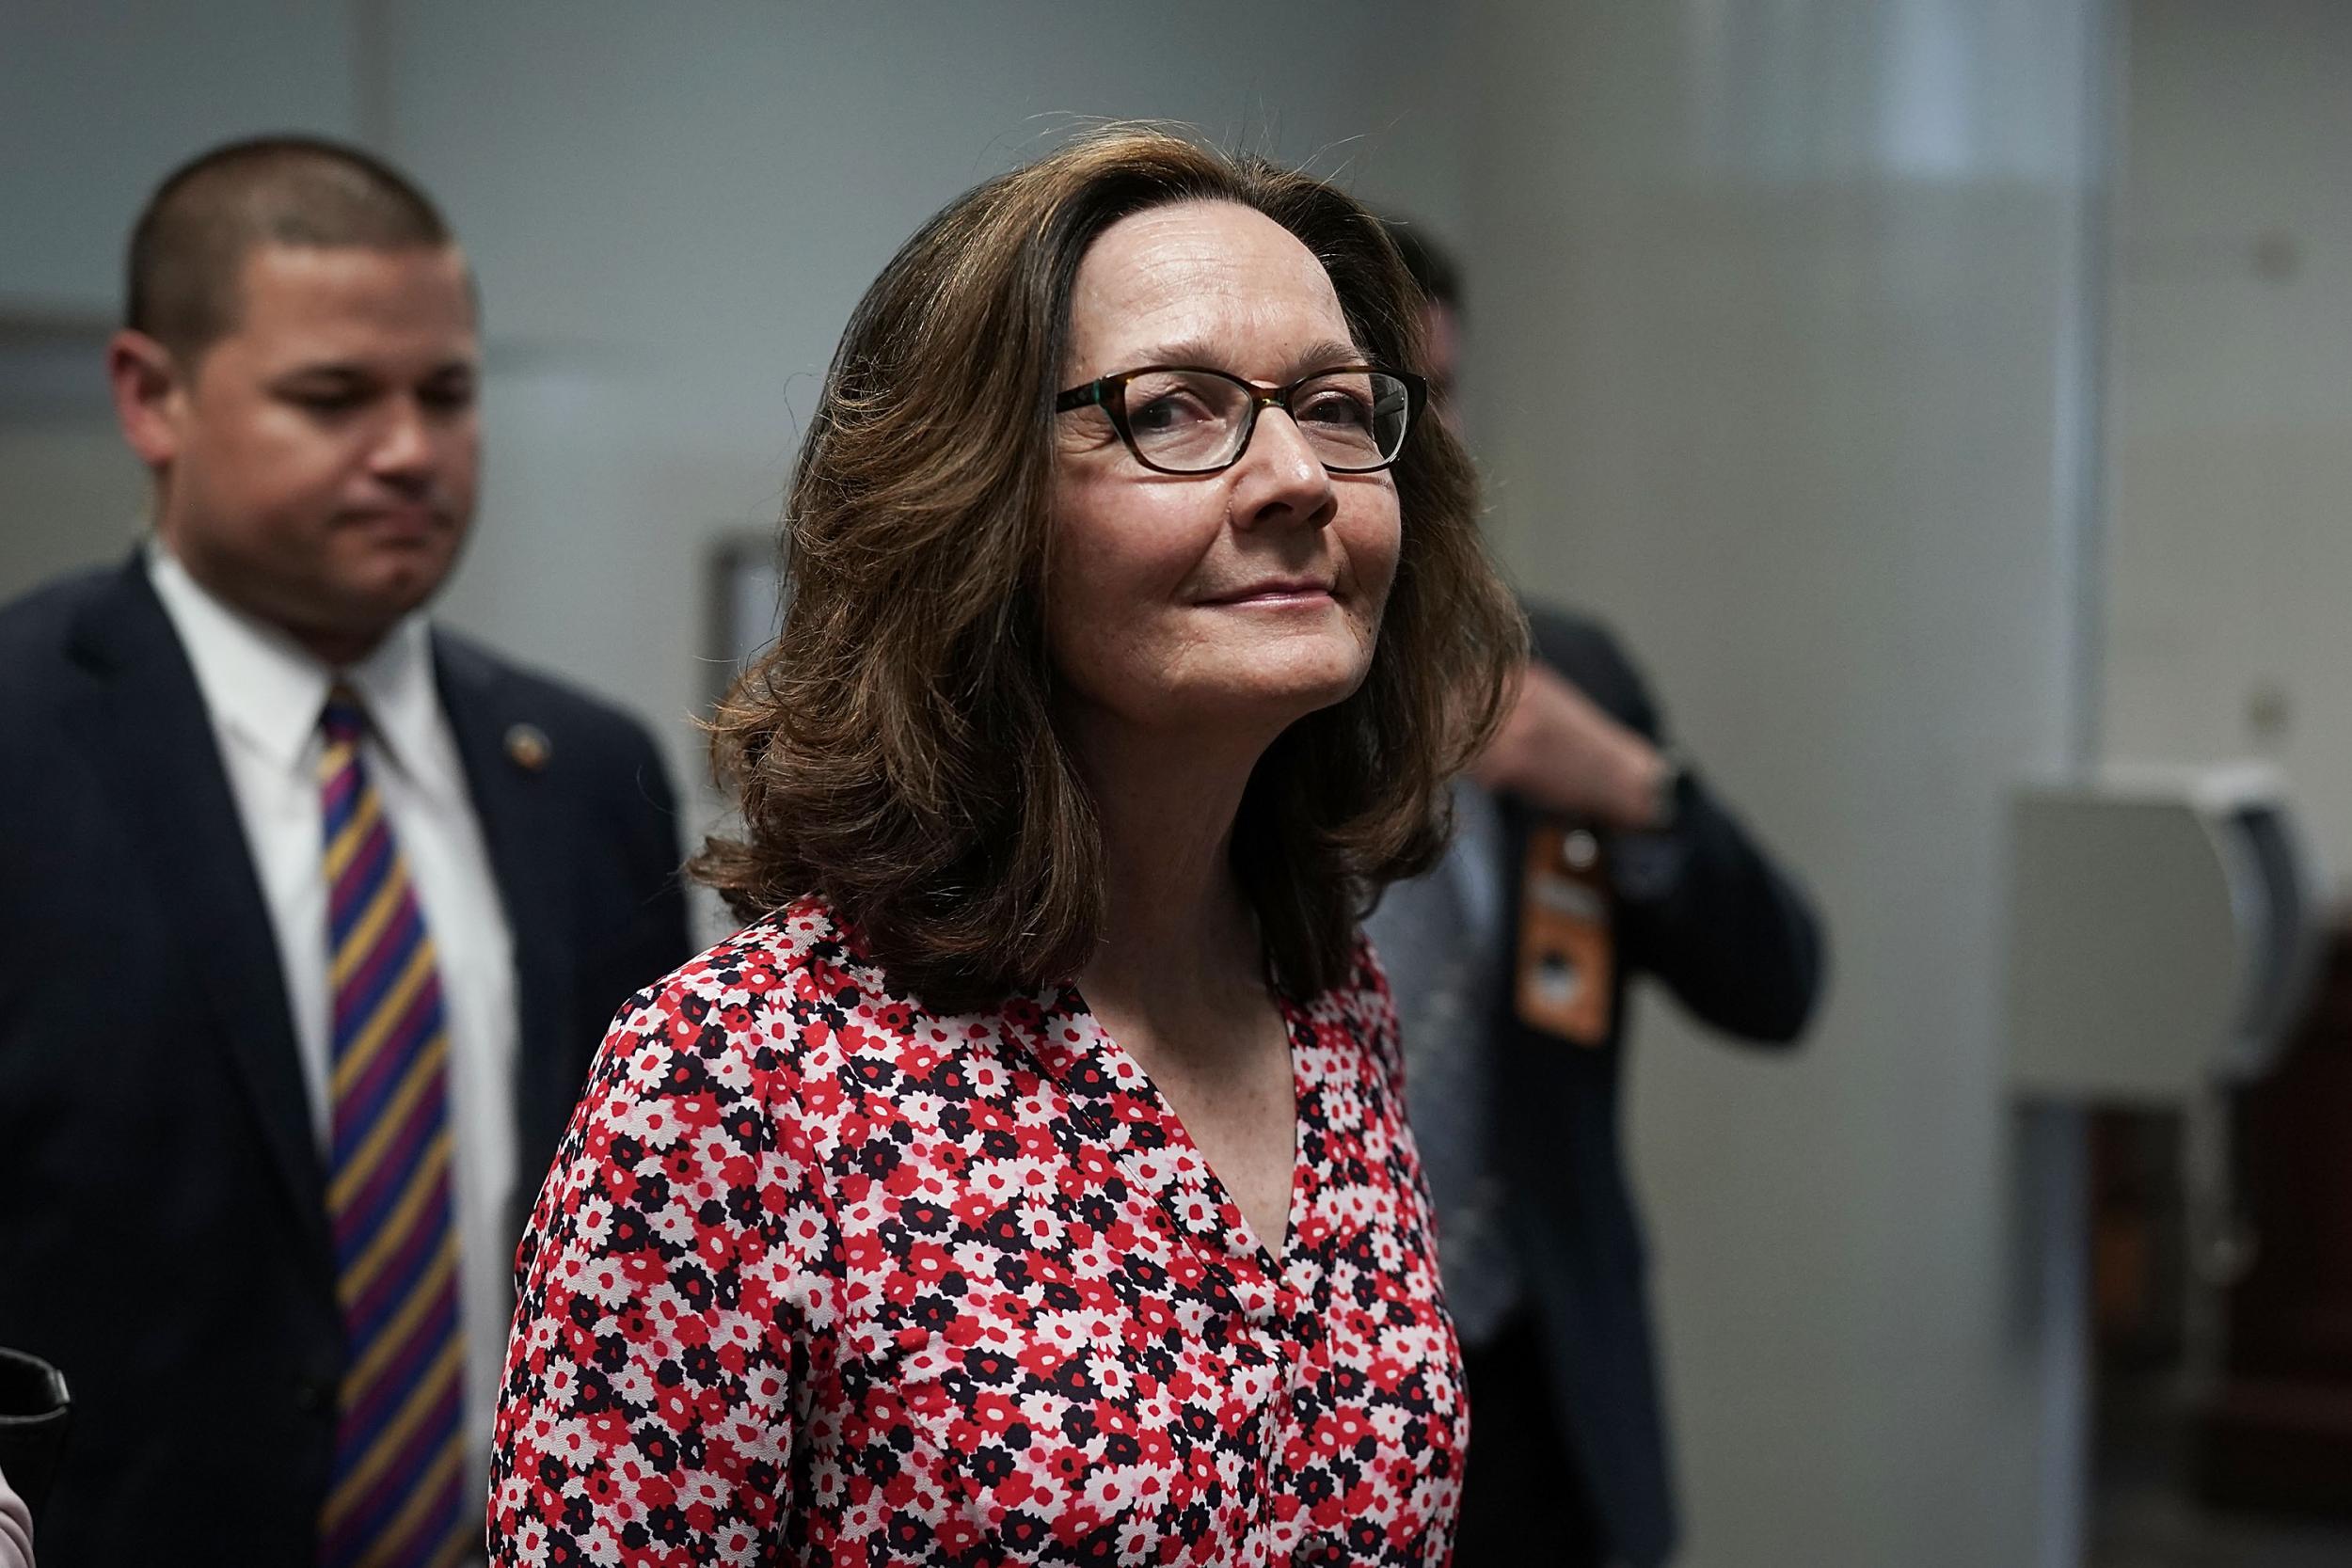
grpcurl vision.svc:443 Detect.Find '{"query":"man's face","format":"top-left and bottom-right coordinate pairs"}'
top-left (132, 243), bottom-right (480, 660)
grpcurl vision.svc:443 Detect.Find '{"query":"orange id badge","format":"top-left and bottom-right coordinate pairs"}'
top-left (1515, 820), bottom-right (1615, 1046)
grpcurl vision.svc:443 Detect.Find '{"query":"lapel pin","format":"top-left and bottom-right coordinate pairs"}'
top-left (505, 722), bottom-right (551, 772)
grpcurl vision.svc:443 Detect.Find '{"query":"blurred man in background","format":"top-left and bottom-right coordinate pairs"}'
top-left (0, 137), bottom-right (693, 1566)
top-left (1369, 223), bottom-right (1827, 1568)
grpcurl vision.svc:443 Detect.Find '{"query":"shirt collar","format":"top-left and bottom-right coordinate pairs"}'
top-left (344, 612), bottom-right (444, 789)
top-left (146, 539), bottom-right (447, 790)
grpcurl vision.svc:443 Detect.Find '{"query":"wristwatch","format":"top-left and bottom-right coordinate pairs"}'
top-left (1612, 750), bottom-right (1692, 904)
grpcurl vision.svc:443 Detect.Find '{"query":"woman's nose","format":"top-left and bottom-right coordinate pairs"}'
top-left (1230, 405), bottom-right (1337, 532)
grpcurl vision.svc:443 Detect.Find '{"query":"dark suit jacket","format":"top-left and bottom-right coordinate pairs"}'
top-left (1491, 608), bottom-right (1823, 1567)
top-left (0, 556), bottom-right (695, 1566)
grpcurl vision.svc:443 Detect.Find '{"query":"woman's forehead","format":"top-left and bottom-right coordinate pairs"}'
top-left (1066, 200), bottom-right (1350, 370)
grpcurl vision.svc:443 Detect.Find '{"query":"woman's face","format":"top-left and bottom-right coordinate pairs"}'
top-left (1047, 199), bottom-right (1402, 747)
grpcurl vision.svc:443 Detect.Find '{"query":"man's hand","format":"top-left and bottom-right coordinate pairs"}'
top-left (1471, 660), bottom-right (1673, 830)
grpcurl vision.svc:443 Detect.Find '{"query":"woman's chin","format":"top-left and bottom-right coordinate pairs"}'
top-left (1069, 637), bottom-right (1375, 737)
top-left (1192, 661), bottom-right (1373, 731)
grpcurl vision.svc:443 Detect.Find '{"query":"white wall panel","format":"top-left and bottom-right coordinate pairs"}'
top-left (0, 1), bottom-right (358, 311)
top-left (1461, 4), bottom-right (2106, 1563)
top-left (2103, 0), bottom-right (2352, 886)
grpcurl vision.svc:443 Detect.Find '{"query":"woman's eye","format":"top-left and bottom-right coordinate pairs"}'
top-left (1129, 393), bottom-right (1213, 432)
top-left (1297, 389), bottom-right (1374, 430)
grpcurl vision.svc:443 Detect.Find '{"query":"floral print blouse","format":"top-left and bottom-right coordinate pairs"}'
top-left (486, 895), bottom-right (1466, 1566)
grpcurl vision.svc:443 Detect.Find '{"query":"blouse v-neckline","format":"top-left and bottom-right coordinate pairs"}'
top-left (1020, 980), bottom-right (1310, 1285)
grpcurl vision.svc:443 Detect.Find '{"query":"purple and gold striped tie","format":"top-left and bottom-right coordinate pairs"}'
top-left (318, 688), bottom-right (471, 1568)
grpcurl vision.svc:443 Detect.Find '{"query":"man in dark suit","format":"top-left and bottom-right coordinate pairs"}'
top-left (0, 137), bottom-right (693, 1567)
top-left (1369, 226), bottom-right (1825, 1567)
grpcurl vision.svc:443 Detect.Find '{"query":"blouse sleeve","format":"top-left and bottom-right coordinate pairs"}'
top-left (486, 970), bottom-right (844, 1565)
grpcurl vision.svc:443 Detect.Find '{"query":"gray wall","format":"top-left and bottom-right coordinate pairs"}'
top-left (1459, 3), bottom-right (2106, 1564)
top-left (2103, 0), bottom-right (2352, 885)
top-left (0, 1), bottom-right (360, 310)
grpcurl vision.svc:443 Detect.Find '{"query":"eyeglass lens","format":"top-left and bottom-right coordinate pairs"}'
top-left (1120, 369), bottom-right (1411, 473)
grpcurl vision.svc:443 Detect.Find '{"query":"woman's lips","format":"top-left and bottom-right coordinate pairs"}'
top-left (1200, 580), bottom-right (1335, 607)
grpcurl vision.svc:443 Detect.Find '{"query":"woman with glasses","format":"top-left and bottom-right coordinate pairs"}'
top-left (487, 127), bottom-right (1522, 1567)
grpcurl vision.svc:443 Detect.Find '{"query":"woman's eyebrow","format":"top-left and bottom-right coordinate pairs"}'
top-left (1104, 337), bottom-right (1371, 380)
top-left (1288, 339), bottom-right (1368, 375)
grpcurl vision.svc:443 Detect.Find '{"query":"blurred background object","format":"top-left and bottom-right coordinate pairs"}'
top-left (7, 3), bottom-right (2352, 1565)
top-left (0, 1346), bottom-right (69, 1528)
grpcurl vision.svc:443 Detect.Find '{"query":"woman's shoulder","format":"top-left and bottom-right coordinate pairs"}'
top-left (1288, 929), bottom-right (1399, 1056)
top-left (616, 891), bottom-right (882, 1018)
top-left (603, 894), bottom-right (1011, 1098)
top-left (1283, 932), bottom-right (1415, 1133)
top-left (671, 894), bottom-right (880, 995)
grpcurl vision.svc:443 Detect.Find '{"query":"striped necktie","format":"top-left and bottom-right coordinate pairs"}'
top-left (318, 687), bottom-right (471, 1568)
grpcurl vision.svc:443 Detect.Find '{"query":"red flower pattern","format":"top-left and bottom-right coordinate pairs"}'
top-left (488, 895), bottom-right (1465, 1565)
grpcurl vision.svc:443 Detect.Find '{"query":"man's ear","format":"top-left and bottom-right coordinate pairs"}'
top-left (108, 329), bottom-right (187, 470)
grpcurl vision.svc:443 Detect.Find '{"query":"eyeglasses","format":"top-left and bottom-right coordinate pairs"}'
top-left (1054, 363), bottom-right (1426, 476)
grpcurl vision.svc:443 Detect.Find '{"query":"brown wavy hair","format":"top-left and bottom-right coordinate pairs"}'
top-left (694, 126), bottom-right (1524, 1011)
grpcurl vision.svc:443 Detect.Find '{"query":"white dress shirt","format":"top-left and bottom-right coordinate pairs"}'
top-left (149, 542), bottom-right (518, 1511)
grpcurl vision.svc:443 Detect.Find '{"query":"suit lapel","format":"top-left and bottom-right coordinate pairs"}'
top-left (433, 634), bottom-right (578, 1201)
top-left (61, 558), bottom-right (332, 1271)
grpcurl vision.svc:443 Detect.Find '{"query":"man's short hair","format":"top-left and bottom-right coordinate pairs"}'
top-left (126, 135), bottom-right (453, 361)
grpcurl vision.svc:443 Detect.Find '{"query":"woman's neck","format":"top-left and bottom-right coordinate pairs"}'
top-left (1068, 712), bottom-right (1267, 1015)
